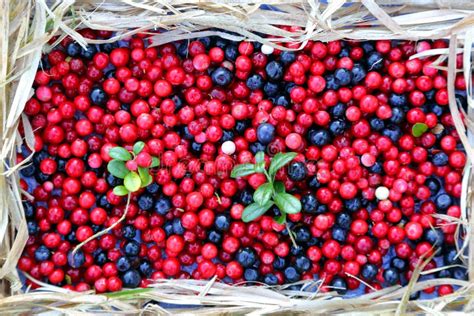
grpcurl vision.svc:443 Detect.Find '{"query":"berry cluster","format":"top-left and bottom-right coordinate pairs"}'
top-left (18, 28), bottom-right (467, 296)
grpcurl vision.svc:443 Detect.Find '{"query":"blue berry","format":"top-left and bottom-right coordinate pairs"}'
top-left (124, 240), bottom-right (140, 256)
top-left (90, 87), bottom-right (107, 106)
top-left (309, 129), bottom-right (331, 146)
top-left (361, 263), bottom-right (378, 280)
top-left (138, 193), bottom-right (154, 211)
top-left (122, 269), bottom-right (141, 288)
top-left (284, 266), bottom-right (300, 283)
top-left (155, 197), bottom-right (171, 215)
top-left (383, 268), bottom-right (400, 285)
top-left (435, 193), bottom-right (452, 212)
top-left (257, 123), bottom-right (275, 145)
top-left (34, 245), bottom-right (50, 262)
top-left (331, 277), bottom-right (347, 294)
top-left (67, 250), bottom-right (85, 268)
top-left (236, 247), bottom-right (256, 268)
top-left (211, 67), bottom-right (233, 86)
top-left (432, 152), bottom-right (449, 166)
top-left (265, 61), bottom-right (284, 81)
top-left (244, 268), bottom-right (259, 281)
top-left (334, 68), bottom-right (352, 86)
top-left (117, 257), bottom-right (132, 272)
top-left (301, 194), bottom-right (318, 213)
top-left (246, 74), bottom-right (264, 90)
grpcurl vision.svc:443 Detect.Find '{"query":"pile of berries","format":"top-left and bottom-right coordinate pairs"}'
top-left (18, 28), bottom-right (468, 296)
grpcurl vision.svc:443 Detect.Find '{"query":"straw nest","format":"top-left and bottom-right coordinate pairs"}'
top-left (0, 0), bottom-right (473, 314)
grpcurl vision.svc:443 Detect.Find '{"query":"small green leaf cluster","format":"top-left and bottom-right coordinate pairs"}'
top-left (107, 142), bottom-right (159, 196)
top-left (231, 151), bottom-right (302, 223)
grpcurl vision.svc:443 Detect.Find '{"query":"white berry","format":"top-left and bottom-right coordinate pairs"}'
top-left (221, 141), bottom-right (236, 155)
top-left (375, 186), bottom-right (390, 200)
top-left (261, 44), bottom-right (274, 55)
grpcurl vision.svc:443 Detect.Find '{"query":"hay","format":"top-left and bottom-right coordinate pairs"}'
top-left (0, 0), bottom-right (473, 314)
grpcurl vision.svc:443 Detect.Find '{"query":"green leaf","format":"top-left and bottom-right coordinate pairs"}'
top-left (255, 151), bottom-right (265, 164)
top-left (109, 147), bottom-right (132, 161)
top-left (151, 157), bottom-right (160, 168)
top-left (274, 181), bottom-right (285, 193)
top-left (274, 213), bottom-right (287, 225)
top-left (133, 141), bottom-right (145, 155)
top-left (269, 152), bottom-right (298, 177)
top-left (241, 202), bottom-right (274, 223)
top-left (107, 160), bottom-right (129, 179)
top-left (253, 183), bottom-right (273, 205)
top-left (113, 185), bottom-right (129, 196)
top-left (124, 172), bottom-right (141, 192)
top-left (231, 163), bottom-right (256, 178)
top-left (412, 123), bottom-right (428, 137)
top-left (138, 167), bottom-right (152, 188)
top-left (274, 192), bottom-right (302, 214)
top-left (255, 162), bottom-right (265, 173)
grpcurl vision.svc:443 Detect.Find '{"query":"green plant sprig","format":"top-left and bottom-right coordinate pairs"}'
top-left (231, 151), bottom-right (302, 223)
top-left (107, 141), bottom-right (159, 196)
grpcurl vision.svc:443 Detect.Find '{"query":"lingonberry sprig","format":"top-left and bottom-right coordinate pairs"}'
top-left (107, 141), bottom-right (159, 195)
top-left (231, 151), bottom-right (302, 223)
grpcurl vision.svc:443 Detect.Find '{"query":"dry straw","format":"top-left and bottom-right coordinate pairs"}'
top-left (0, 0), bottom-right (473, 314)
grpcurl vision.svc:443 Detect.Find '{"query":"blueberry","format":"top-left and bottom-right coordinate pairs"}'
top-left (263, 82), bottom-right (279, 97)
top-left (325, 74), bottom-right (339, 90)
top-left (331, 277), bottom-right (347, 294)
top-left (435, 194), bottom-right (452, 212)
top-left (164, 222), bottom-right (173, 236)
top-left (146, 182), bottom-right (161, 195)
top-left (383, 268), bottom-right (400, 285)
top-left (437, 269), bottom-right (451, 278)
top-left (80, 45), bottom-right (97, 60)
top-left (207, 230), bottom-right (222, 244)
top-left (171, 94), bottom-right (184, 111)
top-left (329, 119), bottom-right (347, 135)
top-left (90, 87), bottom-right (107, 106)
top-left (382, 124), bottom-right (402, 142)
top-left (307, 176), bottom-right (321, 189)
top-left (367, 52), bottom-right (383, 70)
top-left (155, 197), bottom-right (171, 215)
top-left (344, 197), bottom-right (361, 213)
top-left (389, 94), bottom-right (407, 107)
top-left (424, 228), bottom-right (444, 246)
top-left (432, 152), bottom-right (449, 166)
top-left (301, 194), bottom-right (318, 213)
top-left (244, 268), bottom-right (259, 281)
top-left (211, 67), bottom-right (233, 86)
top-left (287, 162), bottom-right (307, 182)
top-left (336, 213), bottom-right (352, 229)
top-left (257, 123), bottom-right (275, 145)
top-left (431, 104), bottom-right (444, 116)
top-left (294, 226), bottom-right (311, 243)
top-left (235, 120), bottom-right (250, 134)
top-left (221, 130), bottom-right (234, 143)
top-left (309, 129), bottom-right (331, 146)
top-left (97, 195), bottom-right (112, 209)
top-left (280, 51), bottom-right (296, 64)
top-left (362, 42), bottom-right (375, 54)
top-left (284, 82), bottom-right (297, 95)
top-left (329, 103), bottom-right (346, 118)
top-left (334, 68), bottom-right (352, 86)
top-left (35, 171), bottom-right (50, 182)
top-left (106, 174), bottom-right (122, 187)
top-left (95, 251), bottom-right (107, 265)
top-left (124, 240), bottom-right (140, 257)
top-left (138, 194), bottom-right (154, 211)
top-left (225, 45), bottom-right (238, 61)
top-left (351, 64), bottom-right (367, 84)
top-left (361, 263), bottom-right (378, 280)
top-left (239, 189), bottom-right (254, 206)
top-left (117, 257), bottom-right (132, 272)
top-left (274, 95), bottom-right (290, 108)
top-left (284, 266), bottom-right (300, 283)
top-left (295, 255), bottom-right (311, 273)
top-left (391, 257), bottom-right (407, 271)
top-left (452, 267), bottom-right (467, 280)
top-left (139, 260), bottom-right (153, 278)
top-left (66, 231), bottom-right (77, 243)
top-left (20, 164), bottom-right (35, 177)
top-left (215, 214), bottom-right (230, 232)
top-left (122, 269), bottom-right (141, 288)
top-left (290, 244), bottom-right (304, 256)
top-left (246, 74), bottom-right (264, 90)
top-left (332, 227), bottom-right (347, 242)
top-left (443, 247), bottom-right (460, 265)
top-left (99, 42), bottom-right (118, 54)
top-left (249, 142), bottom-right (266, 155)
top-left (265, 61), bottom-right (284, 81)
top-left (273, 256), bottom-right (287, 270)
top-left (369, 161), bottom-right (383, 174)
top-left (264, 273), bottom-right (279, 285)
top-left (66, 42), bottom-right (81, 57)
top-left (67, 250), bottom-right (85, 268)
top-left (172, 218), bottom-right (185, 235)
top-left (370, 118), bottom-right (385, 131)
top-left (425, 178), bottom-right (441, 196)
top-left (236, 247), bottom-right (256, 268)
top-left (27, 221), bottom-right (39, 235)
top-left (190, 141), bottom-right (202, 154)
top-left (23, 202), bottom-right (34, 218)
